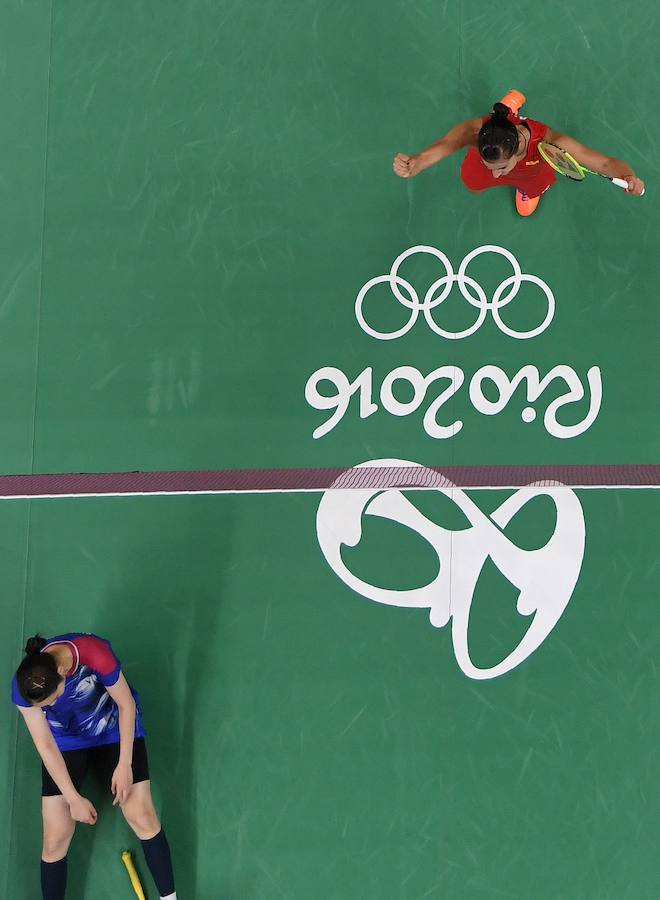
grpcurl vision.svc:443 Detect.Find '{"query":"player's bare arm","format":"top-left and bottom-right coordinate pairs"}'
top-left (542, 128), bottom-right (644, 195)
top-left (393, 118), bottom-right (482, 178)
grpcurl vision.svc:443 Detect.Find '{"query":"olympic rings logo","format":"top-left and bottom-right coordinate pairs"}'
top-left (355, 245), bottom-right (555, 341)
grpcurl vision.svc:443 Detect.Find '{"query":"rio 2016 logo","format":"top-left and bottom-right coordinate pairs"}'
top-left (308, 246), bottom-right (590, 680)
top-left (316, 460), bottom-right (585, 681)
top-left (305, 245), bottom-right (602, 441)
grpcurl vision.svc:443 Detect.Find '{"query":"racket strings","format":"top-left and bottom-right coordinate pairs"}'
top-left (538, 143), bottom-right (584, 180)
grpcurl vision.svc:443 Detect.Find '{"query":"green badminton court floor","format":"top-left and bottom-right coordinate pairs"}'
top-left (1, 1), bottom-right (659, 897)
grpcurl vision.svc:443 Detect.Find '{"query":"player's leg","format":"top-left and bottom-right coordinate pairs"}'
top-left (498, 90), bottom-right (540, 215)
top-left (41, 750), bottom-right (87, 900)
top-left (41, 797), bottom-right (75, 899)
top-left (515, 190), bottom-right (541, 216)
top-left (42, 796), bottom-right (76, 860)
top-left (95, 739), bottom-right (177, 900)
top-left (122, 781), bottom-right (177, 900)
top-left (498, 90), bottom-right (554, 215)
top-left (515, 183), bottom-right (552, 217)
top-left (121, 778), bottom-right (161, 838)
top-left (500, 89), bottom-right (526, 115)
top-left (40, 750), bottom-right (87, 900)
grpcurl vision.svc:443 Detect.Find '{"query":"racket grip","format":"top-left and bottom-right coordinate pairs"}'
top-left (121, 851), bottom-right (147, 900)
top-left (612, 177), bottom-right (645, 196)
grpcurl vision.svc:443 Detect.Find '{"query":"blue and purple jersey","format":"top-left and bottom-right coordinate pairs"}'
top-left (11, 633), bottom-right (145, 751)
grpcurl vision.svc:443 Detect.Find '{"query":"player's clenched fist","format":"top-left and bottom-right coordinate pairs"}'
top-left (393, 153), bottom-right (421, 178)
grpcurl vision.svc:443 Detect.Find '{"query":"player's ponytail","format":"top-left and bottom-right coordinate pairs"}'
top-left (25, 634), bottom-right (47, 655)
top-left (16, 635), bottom-right (62, 704)
top-left (478, 102), bottom-right (519, 162)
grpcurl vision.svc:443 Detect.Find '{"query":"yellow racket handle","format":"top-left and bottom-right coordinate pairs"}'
top-left (121, 850), bottom-right (146, 900)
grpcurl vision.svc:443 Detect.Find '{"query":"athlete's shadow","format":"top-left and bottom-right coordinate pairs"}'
top-left (85, 495), bottom-right (253, 899)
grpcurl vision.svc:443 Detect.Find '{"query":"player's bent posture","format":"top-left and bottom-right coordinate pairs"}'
top-left (11, 633), bottom-right (177, 900)
top-left (393, 90), bottom-right (645, 216)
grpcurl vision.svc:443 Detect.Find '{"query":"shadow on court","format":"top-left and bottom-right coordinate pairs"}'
top-left (89, 497), bottom-right (238, 898)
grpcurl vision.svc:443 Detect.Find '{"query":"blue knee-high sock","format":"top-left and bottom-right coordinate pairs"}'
top-left (140, 828), bottom-right (175, 897)
top-left (41, 857), bottom-right (67, 900)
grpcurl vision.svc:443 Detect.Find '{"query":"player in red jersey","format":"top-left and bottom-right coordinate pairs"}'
top-left (393, 90), bottom-right (645, 216)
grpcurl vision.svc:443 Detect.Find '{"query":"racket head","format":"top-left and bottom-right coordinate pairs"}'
top-left (538, 142), bottom-right (585, 181)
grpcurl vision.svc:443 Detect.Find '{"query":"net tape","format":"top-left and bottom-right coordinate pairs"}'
top-left (0, 464), bottom-right (657, 497)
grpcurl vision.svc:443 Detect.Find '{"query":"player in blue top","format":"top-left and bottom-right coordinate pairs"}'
top-left (12, 632), bottom-right (177, 900)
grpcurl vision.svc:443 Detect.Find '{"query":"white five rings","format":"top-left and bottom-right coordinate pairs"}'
top-left (355, 245), bottom-right (555, 341)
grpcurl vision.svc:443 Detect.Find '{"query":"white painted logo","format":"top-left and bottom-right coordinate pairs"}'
top-left (305, 363), bottom-right (601, 440)
top-left (355, 244), bottom-right (554, 340)
top-left (317, 460), bottom-right (585, 680)
top-left (305, 244), bottom-right (602, 442)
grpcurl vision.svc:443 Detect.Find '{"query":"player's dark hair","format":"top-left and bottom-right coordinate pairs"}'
top-left (16, 635), bottom-right (62, 704)
top-left (478, 102), bottom-right (519, 162)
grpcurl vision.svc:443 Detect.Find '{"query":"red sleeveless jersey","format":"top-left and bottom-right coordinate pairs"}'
top-left (461, 114), bottom-right (556, 198)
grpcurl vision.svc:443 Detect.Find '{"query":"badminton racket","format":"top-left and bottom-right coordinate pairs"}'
top-left (538, 141), bottom-right (645, 195)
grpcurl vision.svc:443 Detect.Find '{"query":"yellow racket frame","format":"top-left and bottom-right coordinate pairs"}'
top-left (538, 141), bottom-right (642, 194)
